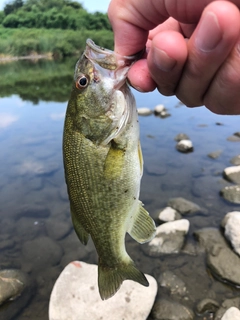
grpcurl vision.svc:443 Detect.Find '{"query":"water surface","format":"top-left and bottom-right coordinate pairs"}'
top-left (0, 58), bottom-right (240, 319)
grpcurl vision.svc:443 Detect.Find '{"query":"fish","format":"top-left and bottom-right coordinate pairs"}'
top-left (63, 39), bottom-right (156, 300)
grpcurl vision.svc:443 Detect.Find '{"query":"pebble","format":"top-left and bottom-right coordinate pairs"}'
top-left (176, 140), bottom-right (193, 153)
top-left (196, 298), bottom-right (220, 314)
top-left (167, 197), bottom-right (201, 215)
top-left (154, 104), bottom-right (165, 114)
top-left (137, 108), bottom-right (153, 116)
top-left (221, 211), bottom-right (240, 256)
top-left (220, 185), bottom-right (240, 204)
top-left (158, 207), bottom-right (182, 222)
top-left (227, 135), bottom-right (240, 142)
top-left (223, 166), bottom-right (240, 184)
top-left (144, 219), bottom-right (189, 256)
top-left (215, 297), bottom-right (240, 319)
top-left (151, 299), bottom-right (194, 320)
top-left (49, 261), bottom-right (158, 320)
top-left (174, 133), bottom-right (190, 142)
top-left (230, 155), bottom-right (240, 165)
top-left (207, 150), bottom-right (222, 159)
top-left (221, 307), bottom-right (240, 320)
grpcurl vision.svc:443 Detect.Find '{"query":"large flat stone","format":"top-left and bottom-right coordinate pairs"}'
top-left (49, 261), bottom-right (157, 320)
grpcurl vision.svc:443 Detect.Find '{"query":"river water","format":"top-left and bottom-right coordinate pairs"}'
top-left (0, 58), bottom-right (240, 319)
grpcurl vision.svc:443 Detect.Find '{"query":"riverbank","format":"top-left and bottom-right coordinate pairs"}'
top-left (0, 27), bottom-right (113, 59)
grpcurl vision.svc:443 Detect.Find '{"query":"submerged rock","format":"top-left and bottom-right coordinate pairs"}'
top-left (230, 155), bottom-right (240, 165)
top-left (221, 211), bottom-right (240, 256)
top-left (0, 270), bottom-right (33, 320)
top-left (195, 228), bottom-right (240, 287)
top-left (49, 261), bottom-right (157, 320)
top-left (220, 185), bottom-right (240, 204)
top-left (168, 197), bottom-right (201, 215)
top-left (22, 236), bottom-right (63, 272)
top-left (158, 271), bottom-right (187, 296)
top-left (46, 218), bottom-right (72, 240)
top-left (151, 299), bottom-right (194, 320)
top-left (227, 135), bottom-right (240, 142)
top-left (176, 139), bottom-right (193, 153)
top-left (223, 166), bottom-right (240, 184)
top-left (0, 269), bottom-right (27, 305)
top-left (207, 150), bottom-right (222, 159)
top-left (158, 207), bottom-right (182, 222)
top-left (137, 108), bottom-right (153, 116)
top-left (144, 220), bottom-right (189, 256)
top-left (174, 133), bottom-right (190, 142)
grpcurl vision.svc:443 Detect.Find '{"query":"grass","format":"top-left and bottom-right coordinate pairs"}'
top-left (0, 27), bottom-right (114, 57)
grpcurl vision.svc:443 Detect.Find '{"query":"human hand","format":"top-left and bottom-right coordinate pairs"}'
top-left (108, 0), bottom-right (240, 114)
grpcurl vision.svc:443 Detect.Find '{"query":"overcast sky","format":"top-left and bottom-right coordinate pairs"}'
top-left (0, 0), bottom-right (111, 13)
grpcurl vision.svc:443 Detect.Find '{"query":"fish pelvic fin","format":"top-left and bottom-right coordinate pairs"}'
top-left (98, 258), bottom-right (149, 300)
top-left (128, 201), bottom-right (156, 244)
top-left (70, 206), bottom-right (89, 245)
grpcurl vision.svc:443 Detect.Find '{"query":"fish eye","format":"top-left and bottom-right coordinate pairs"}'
top-left (76, 75), bottom-right (89, 89)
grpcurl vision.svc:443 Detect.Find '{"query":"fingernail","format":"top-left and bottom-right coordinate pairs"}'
top-left (195, 12), bottom-right (222, 52)
top-left (152, 48), bottom-right (176, 72)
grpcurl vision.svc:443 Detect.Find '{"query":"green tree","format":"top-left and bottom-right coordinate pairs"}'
top-left (4, 0), bottom-right (23, 15)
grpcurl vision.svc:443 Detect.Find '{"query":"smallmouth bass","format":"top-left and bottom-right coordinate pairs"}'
top-left (63, 39), bottom-right (156, 300)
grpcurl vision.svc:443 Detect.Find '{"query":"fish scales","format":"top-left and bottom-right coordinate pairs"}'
top-left (63, 39), bottom-right (156, 300)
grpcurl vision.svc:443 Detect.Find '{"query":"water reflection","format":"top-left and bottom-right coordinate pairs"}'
top-left (0, 59), bottom-right (240, 320)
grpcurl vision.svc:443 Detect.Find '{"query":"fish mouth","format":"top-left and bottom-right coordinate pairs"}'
top-left (84, 39), bottom-right (142, 89)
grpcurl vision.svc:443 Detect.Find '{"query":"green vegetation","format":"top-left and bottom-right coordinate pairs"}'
top-left (0, 0), bottom-right (113, 57)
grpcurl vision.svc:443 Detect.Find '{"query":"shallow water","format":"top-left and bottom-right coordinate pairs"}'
top-left (0, 59), bottom-right (240, 319)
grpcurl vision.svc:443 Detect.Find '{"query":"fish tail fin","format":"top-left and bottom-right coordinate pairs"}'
top-left (98, 258), bottom-right (149, 300)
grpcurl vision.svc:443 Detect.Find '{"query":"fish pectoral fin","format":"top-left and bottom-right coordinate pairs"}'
top-left (128, 201), bottom-right (156, 244)
top-left (98, 258), bottom-right (149, 300)
top-left (103, 141), bottom-right (125, 179)
top-left (70, 206), bottom-right (89, 245)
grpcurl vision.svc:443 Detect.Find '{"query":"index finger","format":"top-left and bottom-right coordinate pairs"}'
top-left (108, 0), bottom-right (240, 56)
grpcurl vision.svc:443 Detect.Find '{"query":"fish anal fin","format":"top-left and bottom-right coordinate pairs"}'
top-left (70, 206), bottom-right (89, 245)
top-left (128, 202), bottom-right (156, 244)
top-left (98, 258), bottom-right (148, 300)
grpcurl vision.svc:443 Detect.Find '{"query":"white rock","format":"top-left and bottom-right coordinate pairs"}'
top-left (154, 104), bottom-right (165, 114)
top-left (224, 166), bottom-right (240, 175)
top-left (221, 307), bottom-right (240, 320)
top-left (49, 261), bottom-right (157, 320)
top-left (158, 207), bottom-right (179, 222)
top-left (146, 220), bottom-right (190, 255)
top-left (222, 211), bottom-right (240, 256)
top-left (176, 139), bottom-right (193, 153)
top-left (223, 166), bottom-right (240, 183)
top-left (154, 219), bottom-right (189, 236)
top-left (137, 108), bottom-right (153, 116)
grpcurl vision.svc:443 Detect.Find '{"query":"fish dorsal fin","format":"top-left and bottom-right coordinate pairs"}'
top-left (70, 206), bottom-right (89, 245)
top-left (128, 201), bottom-right (156, 244)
